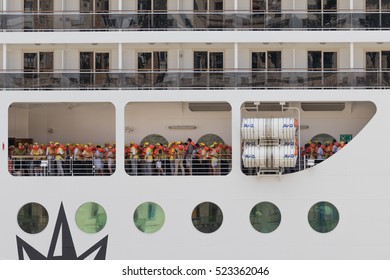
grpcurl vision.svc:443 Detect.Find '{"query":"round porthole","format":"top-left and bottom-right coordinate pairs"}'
top-left (75, 202), bottom-right (107, 234)
top-left (191, 202), bottom-right (223, 234)
top-left (17, 202), bottom-right (49, 234)
top-left (250, 202), bottom-right (281, 233)
top-left (133, 202), bottom-right (165, 233)
top-left (308, 201), bottom-right (339, 233)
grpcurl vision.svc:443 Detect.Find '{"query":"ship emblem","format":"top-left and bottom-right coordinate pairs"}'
top-left (16, 203), bottom-right (108, 260)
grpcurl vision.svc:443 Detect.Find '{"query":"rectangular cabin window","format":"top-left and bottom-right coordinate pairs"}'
top-left (194, 0), bottom-right (223, 11)
top-left (81, 0), bottom-right (109, 12)
top-left (24, 52), bottom-right (53, 72)
top-left (138, 0), bottom-right (167, 11)
top-left (138, 52), bottom-right (168, 71)
top-left (308, 0), bottom-right (337, 11)
top-left (194, 51), bottom-right (223, 71)
top-left (24, 0), bottom-right (53, 12)
top-left (252, 51), bottom-right (281, 70)
top-left (366, 51), bottom-right (390, 69)
top-left (308, 51), bottom-right (337, 70)
top-left (366, 0), bottom-right (390, 10)
top-left (252, 0), bottom-right (281, 11)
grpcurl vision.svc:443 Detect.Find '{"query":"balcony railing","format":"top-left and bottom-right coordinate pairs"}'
top-left (1, 11), bottom-right (390, 31)
top-left (1, 69), bottom-right (389, 89)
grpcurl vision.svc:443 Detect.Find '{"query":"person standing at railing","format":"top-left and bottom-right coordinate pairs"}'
top-left (54, 142), bottom-right (65, 176)
top-left (106, 145), bottom-right (116, 175)
top-left (14, 142), bottom-right (27, 176)
top-left (210, 144), bottom-right (220, 176)
top-left (130, 143), bottom-right (139, 176)
top-left (185, 138), bottom-right (195, 176)
top-left (64, 144), bottom-right (74, 176)
top-left (316, 142), bottom-right (324, 164)
top-left (332, 139), bottom-right (339, 154)
top-left (94, 145), bottom-right (105, 176)
top-left (168, 142), bottom-right (176, 176)
top-left (46, 141), bottom-right (55, 175)
top-left (154, 143), bottom-right (165, 176)
top-left (174, 142), bottom-right (185, 176)
top-left (30, 142), bottom-right (43, 176)
top-left (73, 144), bottom-right (83, 176)
top-left (144, 143), bottom-right (154, 176)
top-left (83, 144), bottom-right (94, 175)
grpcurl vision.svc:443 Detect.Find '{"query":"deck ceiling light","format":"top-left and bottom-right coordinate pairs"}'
top-left (168, 125), bottom-right (197, 130)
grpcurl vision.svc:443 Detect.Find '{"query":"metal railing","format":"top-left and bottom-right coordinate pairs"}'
top-left (1, 69), bottom-right (389, 89)
top-left (9, 156), bottom-right (115, 176)
top-left (124, 158), bottom-right (232, 176)
top-left (2, 11), bottom-right (390, 31)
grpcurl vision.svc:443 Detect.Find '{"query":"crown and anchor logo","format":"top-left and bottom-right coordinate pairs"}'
top-left (16, 203), bottom-right (108, 260)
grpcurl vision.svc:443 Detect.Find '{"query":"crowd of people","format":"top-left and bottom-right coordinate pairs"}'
top-left (9, 141), bottom-right (116, 176)
top-left (302, 139), bottom-right (348, 163)
top-left (124, 138), bottom-right (232, 176)
top-left (8, 138), bottom-right (233, 176)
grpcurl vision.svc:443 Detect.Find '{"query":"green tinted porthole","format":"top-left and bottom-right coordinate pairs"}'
top-left (308, 201), bottom-right (339, 233)
top-left (17, 202), bottom-right (49, 234)
top-left (75, 202), bottom-right (107, 234)
top-left (250, 202), bottom-right (281, 233)
top-left (133, 202), bottom-right (165, 233)
top-left (192, 202), bottom-right (223, 234)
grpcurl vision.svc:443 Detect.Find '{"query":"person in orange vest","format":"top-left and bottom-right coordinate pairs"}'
top-left (30, 142), bottom-right (43, 176)
top-left (174, 141), bottom-right (185, 176)
top-left (185, 138), bottom-right (195, 176)
top-left (144, 143), bottom-right (154, 175)
top-left (54, 142), bottom-right (65, 176)
top-left (46, 141), bottom-right (55, 175)
top-left (167, 142), bottom-right (176, 176)
top-left (13, 142), bottom-right (27, 175)
top-left (129, 143), bottom-right (139, 176)
top-left (106, 146), bottom-right (116, 175)
top-left (154, 143), bottom-right (165, 176)
top-left (210, 145), bottom-right (220, 176)
top-left (83, 144), bottom-right (94, 175)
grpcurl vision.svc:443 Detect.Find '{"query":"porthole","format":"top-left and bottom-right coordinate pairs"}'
top-left (75, 202), bottom-right (107, 234)
top-left (250, 202), bottom-right (281, 233)
top-left (192, 202), bottom-right (223, 234)
top-left (308, 201), bottom-right (339, 233)
top-left (17, 202), bottom-right (49, 234)
top-left (133, 202), bottom-right (165, 233)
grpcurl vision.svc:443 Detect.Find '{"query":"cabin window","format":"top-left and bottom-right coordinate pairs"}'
top-left (308, 201), bottom-right (339, 233)
top-left (252, 0), bottom-right (281, 11)
top-left (194, 51), bottom-right (223, 71)
top-left (138, 52), bottom-right (168, 71)
top-left (307, 0), bottom-right (337, 11)
top-left (192, 202), bottom-right (223, 233)
top-left (17, 203), bottom-right (49, 234)
top-left (75, 202), bottom-right (107, 234)
top-left (194, 0), bottom-right (223, 11)
top-left (250, 202), bottom-right (281, 233)
top-left (252, 51), bottom-right (281, 70)
top-left (308, 51), bottom-right (337, 70)
top-left (80, 0), bottom-right (110, 12)
top-left (24, 0), bottom-right (53, 12)
top-left (366, 0), bottom-right (390, 10)
top-left (24, 52), bottom-right (53, 72)
top-left (133, 202), bottom-right (165, 233)
top-left (138, 0), bottom-right (167, 11)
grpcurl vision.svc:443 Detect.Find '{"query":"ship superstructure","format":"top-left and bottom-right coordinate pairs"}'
top-left (1, 0), bottom-right (390, 260)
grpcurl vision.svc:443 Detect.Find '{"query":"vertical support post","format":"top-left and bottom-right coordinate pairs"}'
top-left (119, 0), bottom-right (122, 11)
top-left (234, 42), bottom-right (238, 69)
top-left (234, 0), bottom-right (238, 11)
top-left (3, 44), bottom-right (6, 70)
top-left (350, 42), bottom-right (354, 68)
top-left (118, 43), bottom-right (123, 70)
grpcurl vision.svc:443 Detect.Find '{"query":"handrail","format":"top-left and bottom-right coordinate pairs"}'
top-left (1, 11), bottom-right (390, 31)
top-left (1, 70), bottom-right (389, 89)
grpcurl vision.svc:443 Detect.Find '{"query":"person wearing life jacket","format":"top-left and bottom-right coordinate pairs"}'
top-left (13, 142), bottom-right (27, 175)
top-left (30, 142), bottom-right (43, 176)
top-left (144, 143), bottom-right (154, 175)
top-left (337, 141), bottom-right (346, 152)
top-left (210, 145), bottom-right (220, 176)
top-left (82, 144), bottom-right (94, 175)
top-left (167, 142), bottom-right (176, 176)
top-left (53, 142), bottom-right (64, 176)
top-left (323, 141), bottom-right (332, 159)
top-left (153, 143), bottom-right (165, 176)
top-left (198, 143), bottom-right (209, 175)
top-left (106, 146), bottom-right (116, 175)
top-left (185, 138), bottom-right (195, 176)
top-left (45, 141), bottom-right (55, 175)
top-left (174, 141), bottom-right (185, 176)
top-left (316, 142), bottom-right (324, 164)
top-left (332, 139), bottom-right (339, 154)
top-left (129, 143), bottom-right (139, 176)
